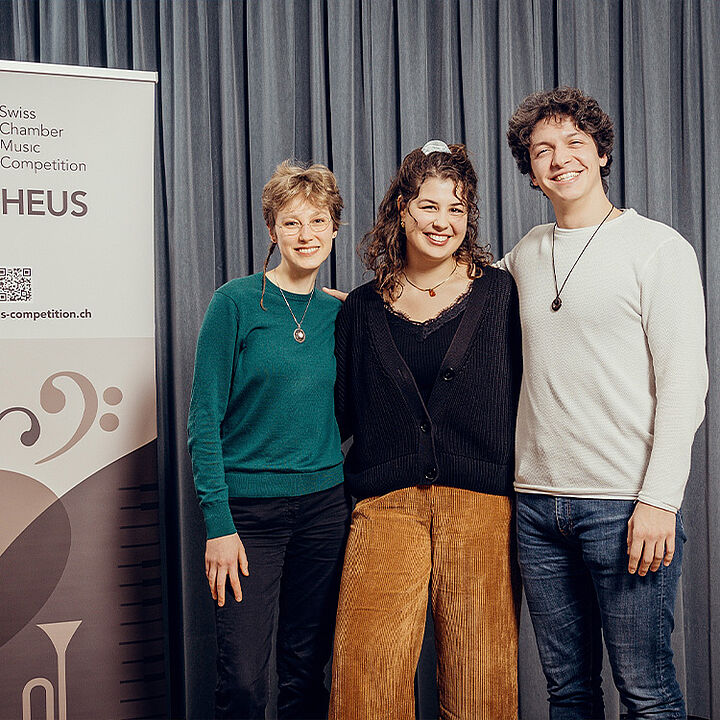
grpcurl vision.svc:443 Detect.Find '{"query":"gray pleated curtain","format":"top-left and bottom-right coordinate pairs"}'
top-left (1, 1), bottom-right (717, 718)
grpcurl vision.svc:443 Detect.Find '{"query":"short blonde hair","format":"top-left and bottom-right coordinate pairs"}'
top-left (262, 160), bottom-right (343, 232)
top-left (260, 160), bottom-right (344, 309)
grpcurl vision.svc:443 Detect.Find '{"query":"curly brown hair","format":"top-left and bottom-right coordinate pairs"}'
top-left (259, 160), bottom-right (343, 308)
top-left (361, 143), bottom-right (492, 301)
top-left (506, 86), bottom-right (614, 192)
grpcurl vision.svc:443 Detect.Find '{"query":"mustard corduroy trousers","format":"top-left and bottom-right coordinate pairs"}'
top-left (329, 485), bottom-right (520, 720)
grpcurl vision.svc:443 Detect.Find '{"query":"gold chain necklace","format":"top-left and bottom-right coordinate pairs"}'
top-left (402, 261), bottom-right (457, 297)
top-left (270, 271), bottom-right (314, 343)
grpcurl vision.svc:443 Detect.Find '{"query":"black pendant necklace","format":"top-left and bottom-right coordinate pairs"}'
top-left (551, 205), bottom-right (615, 312)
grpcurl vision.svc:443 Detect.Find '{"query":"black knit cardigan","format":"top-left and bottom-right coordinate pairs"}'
top-left (334, 266), bottom-right (522, 500)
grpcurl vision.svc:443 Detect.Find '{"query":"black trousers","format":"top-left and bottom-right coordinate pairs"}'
top-left (215, 482), bottom-right (351, 720)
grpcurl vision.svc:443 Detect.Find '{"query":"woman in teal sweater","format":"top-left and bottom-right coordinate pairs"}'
top-left (187, 161), bottom-right (349, 719)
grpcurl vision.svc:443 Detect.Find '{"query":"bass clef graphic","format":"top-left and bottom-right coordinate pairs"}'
top-left (0, 407), bottom-right (40, 446)
top-left (35, 372), bottom-right (98, 464)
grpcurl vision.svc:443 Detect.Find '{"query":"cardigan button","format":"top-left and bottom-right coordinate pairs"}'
top-left (442, 367), bottom-right (455, 381)
top-left (420, 421), bottom-right (430, 433)
top-left (424, 467), bottom-right (437, 481)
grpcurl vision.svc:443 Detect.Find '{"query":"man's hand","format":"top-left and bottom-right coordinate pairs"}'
top-left (205, 533), bottom-right (249, 606)
top-left (627, 502), bottom-right (676, 576)
top-left (322, 287), bottom-right (348, 302)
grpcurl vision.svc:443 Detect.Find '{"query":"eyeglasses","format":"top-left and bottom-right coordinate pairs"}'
top-left (276, 217), bottom-right (332, 237)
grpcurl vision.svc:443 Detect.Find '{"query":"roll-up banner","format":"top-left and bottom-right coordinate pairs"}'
top-left (0, 61), bottom-right (163, 719)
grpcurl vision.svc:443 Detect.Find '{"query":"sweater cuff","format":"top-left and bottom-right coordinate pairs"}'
top-left (636, 492), bottom-right (678, 514)
top-left (203, 501), bottom-right (238, 539)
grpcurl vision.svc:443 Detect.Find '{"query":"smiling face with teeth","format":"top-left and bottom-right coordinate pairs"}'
top-left (529, 115), bottom-right (609, 213)
top-left (399, 175), bottom-right (468, 270)
top-left (270, 196), bottom-right (337, 280)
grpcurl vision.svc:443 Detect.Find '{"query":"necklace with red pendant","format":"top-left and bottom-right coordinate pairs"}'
top-left (402, 261), bottom-right (457, 297)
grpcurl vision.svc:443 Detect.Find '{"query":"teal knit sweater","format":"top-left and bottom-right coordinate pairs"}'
top-left (187, 272), bottom-right (344, 539)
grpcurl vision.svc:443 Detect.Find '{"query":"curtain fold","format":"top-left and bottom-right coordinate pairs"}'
top-left (698, 3), bottom-right (720, 715)
top-left (2, 2), bottom-right (717, 718)
top-left (326, 0), bottom-right (373, 288)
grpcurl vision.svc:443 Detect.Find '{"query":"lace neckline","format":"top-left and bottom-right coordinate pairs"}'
top-left (385, 281), bottom-right (474, 330)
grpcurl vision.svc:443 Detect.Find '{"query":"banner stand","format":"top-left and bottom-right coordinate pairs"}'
top-left (0, 60), bottom-right (164, 720)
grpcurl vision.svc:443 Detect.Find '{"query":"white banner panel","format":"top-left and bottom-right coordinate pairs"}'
top-left (0, 60), bottom-right (163, 720)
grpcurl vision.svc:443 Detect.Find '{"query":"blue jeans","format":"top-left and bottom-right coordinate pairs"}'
top-left (215, 483), bottom-right (351, 720)
top-left (516, 494), bottom-right (686, 720)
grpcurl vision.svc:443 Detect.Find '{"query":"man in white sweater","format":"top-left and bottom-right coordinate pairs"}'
top-left (503, 87), bottom-right (707, 719)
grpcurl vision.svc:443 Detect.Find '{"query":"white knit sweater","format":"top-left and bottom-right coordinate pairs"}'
top-left (502, 209), bottom-right (707, 511)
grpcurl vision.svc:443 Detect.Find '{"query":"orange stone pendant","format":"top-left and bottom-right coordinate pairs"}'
top-left (429, 289), bottom-right (436, 297)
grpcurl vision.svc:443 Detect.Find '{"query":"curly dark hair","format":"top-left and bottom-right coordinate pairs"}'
top-left (361, 143), bottom-right (493, 301)
top-left (507, 86), bottom-right (614, 192)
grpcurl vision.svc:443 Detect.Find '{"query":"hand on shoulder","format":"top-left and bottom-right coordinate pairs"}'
top-left (322, 286), bottom-right (348, 302)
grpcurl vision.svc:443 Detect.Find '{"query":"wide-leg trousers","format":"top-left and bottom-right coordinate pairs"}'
top-left (329, 484), bottom-right (520, 720)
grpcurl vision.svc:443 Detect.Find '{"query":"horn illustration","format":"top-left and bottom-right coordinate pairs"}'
top-left (21, 620), bottom-right (82, 720)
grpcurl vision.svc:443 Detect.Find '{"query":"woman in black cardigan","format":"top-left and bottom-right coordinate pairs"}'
top-left (328, 142), bottom-right (522, 720)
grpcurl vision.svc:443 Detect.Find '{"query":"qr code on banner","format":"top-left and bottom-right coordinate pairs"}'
top-left (0, 267), bottom-right (32, 302)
